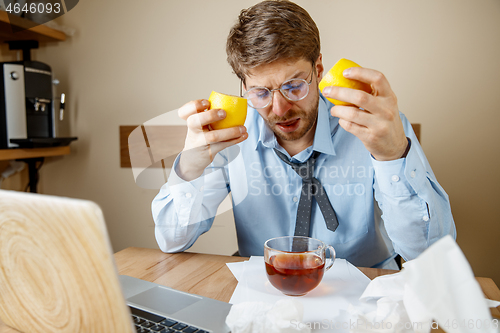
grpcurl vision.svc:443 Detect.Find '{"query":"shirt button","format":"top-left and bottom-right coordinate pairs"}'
top-left (423, 216), bottom-right (429, 221)
top-left (391, 175), bottom-right (400, 182)
top-left (410, 170), bottom-right (416, 178)
top-left (199, 186), bottom-right (204, 192)
top-left (185, 192), bottom-right (192, 198)
top-left (292, 196), bottom-right (298, 202)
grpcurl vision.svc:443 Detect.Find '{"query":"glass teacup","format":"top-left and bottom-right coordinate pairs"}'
top-left (264, 236), bottom-right (336, 296)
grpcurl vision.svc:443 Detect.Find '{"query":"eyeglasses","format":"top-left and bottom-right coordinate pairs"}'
top-left (241, 66), bottom-right (314, 109)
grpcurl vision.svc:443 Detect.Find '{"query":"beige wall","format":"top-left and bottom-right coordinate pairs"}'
top-left (2, 0), bottom-right (499, 284)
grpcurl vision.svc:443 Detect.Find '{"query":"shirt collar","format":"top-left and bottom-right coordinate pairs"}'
top-left (253, 92), bottom-right (337, 158)
top-left (312, 94), bottom-right (336, 156)
top-left (255, 110), bottom-right (276, 150)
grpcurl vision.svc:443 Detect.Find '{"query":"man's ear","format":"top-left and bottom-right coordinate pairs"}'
top-left (315, 54), bottom-right (324, 80)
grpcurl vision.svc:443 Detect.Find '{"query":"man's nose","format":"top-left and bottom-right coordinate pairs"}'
top-left (271, 91), bottom-right (292, 117)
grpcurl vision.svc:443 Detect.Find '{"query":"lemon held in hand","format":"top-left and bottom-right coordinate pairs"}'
top-left (319, 58), bottom-right (372, 106)
top-left (208, 91), bottom-right (247, 130)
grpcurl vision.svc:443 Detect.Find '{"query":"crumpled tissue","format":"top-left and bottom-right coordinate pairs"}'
top-left (226, 299), bottom-right (312, 333)
top-left (348, 235), bottom-right (500, 333)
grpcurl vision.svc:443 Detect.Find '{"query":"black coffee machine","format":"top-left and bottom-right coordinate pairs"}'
top-left (0, 40), bottom-right (77, 148)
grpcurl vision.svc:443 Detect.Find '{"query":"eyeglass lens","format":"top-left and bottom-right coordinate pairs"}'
top-left (245, 79), bottom-right (309, 108)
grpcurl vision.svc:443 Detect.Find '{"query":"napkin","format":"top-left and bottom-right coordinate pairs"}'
top-left (227, 257), bottom-right (374, 332)
top-left (352, 235), bottom-right (499, 333)
top-left (225, 299), bottom-right (312, 333)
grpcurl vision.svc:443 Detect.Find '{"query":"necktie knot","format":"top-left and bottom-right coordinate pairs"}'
top-left (277, 150), bottom-right (320, 181)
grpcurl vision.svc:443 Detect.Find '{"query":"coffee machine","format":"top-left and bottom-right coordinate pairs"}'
top-left (0, 40), bottom-right (76, 148)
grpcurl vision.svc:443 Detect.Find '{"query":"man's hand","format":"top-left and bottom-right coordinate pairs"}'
top-left (176, 99), bottom-right (248, 181)
top-left (322, 67), bottom-right (408, 161)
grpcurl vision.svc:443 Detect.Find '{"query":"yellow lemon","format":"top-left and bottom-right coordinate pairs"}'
top-left (319, 58), bottom-right (372, 106)
top-left (208, 91), bottom-right (247, 130)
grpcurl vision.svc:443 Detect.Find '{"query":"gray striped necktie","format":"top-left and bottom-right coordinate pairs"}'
top-left (274, 149), bottom-right (339, 236)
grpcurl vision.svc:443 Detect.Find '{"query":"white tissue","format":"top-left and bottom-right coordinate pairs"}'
top-left (351, 235), bottom-right (499, 333)
top-left (347, 298), bottom-right (413, 333)
top-left (226, 299), bottom-right (312, 333)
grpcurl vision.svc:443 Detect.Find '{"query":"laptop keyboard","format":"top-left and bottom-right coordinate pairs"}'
top-left (129, 306), bottom-right (210, 333)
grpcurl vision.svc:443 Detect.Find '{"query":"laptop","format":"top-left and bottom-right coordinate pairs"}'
top-left (0, 190), bottom-right (231, 333)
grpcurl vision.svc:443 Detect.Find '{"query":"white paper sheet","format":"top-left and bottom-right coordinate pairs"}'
top-left (227, 257), bottom-right (375, 332)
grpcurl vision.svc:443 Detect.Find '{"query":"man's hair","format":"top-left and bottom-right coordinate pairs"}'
top-left (226, 0), bottom-right (321, 84)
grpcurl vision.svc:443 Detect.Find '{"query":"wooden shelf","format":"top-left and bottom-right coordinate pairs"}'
top-left (0, 146), bottom-right (70, 161)
top-left (0, 10), bottom-right (66, 43)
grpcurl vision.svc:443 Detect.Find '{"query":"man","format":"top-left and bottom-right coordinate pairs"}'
top-left (152, 0), bottom-right (455, 269)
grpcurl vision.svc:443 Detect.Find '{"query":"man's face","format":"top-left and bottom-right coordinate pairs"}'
top-left (244, 58), bottom-right (323, 146)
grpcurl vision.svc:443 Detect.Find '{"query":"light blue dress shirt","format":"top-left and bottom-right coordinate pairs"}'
top-left (152, 94), bottom-right (456, 269)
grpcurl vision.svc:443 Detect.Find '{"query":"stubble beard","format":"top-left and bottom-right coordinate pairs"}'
top-left (266, 95), bottom-right (319, 142)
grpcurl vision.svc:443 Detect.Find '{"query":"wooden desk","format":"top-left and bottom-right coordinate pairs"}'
top-left (1, 247), bottom-right (499, 332)
top-left (113, 247), bottom-right (400, 302)
top-left (114, 247), bottom-right (500, 319)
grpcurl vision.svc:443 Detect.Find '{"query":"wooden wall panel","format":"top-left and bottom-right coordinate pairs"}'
top-left (120, 125), bottom-right (187, 168)
top-left (412, 123), bottom-right (421, 143)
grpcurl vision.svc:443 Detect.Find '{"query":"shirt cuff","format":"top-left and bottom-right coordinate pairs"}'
top-left (401, 140), bottom-right (428, 196)
top-left (371, 153), bottom-right (414, 197)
